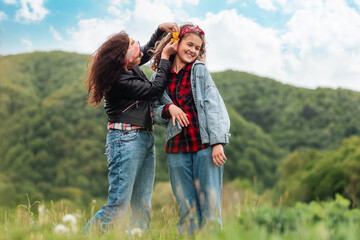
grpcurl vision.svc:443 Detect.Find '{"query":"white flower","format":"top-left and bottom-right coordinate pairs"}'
top-left (130, 228), bottom-right (143, 237)
top-left (62, 214), bottom-right (77, 226)
top-left (54, 224), bottom-right (69, 234)
top-left (38, 204), bottom-right (46, 213)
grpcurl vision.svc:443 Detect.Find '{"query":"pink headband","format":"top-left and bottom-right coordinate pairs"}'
top-left (179, 25), bottom-right (205, 37)
top-left (124, 38), bottom-right (140, 66)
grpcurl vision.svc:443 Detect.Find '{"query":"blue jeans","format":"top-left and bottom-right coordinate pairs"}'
top-left (167, 146), bottom-right (223, 236)
top-left (84, 129), bottom-right (155, 232)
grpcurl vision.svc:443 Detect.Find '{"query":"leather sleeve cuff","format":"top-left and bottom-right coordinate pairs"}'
top-left (158, 59), bottom-right (171, 69)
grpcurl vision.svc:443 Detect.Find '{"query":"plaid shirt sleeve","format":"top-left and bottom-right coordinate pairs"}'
top-left (161, 103), bottom-right (173, 119)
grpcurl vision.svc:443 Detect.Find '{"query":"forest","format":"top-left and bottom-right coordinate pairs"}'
top-left (0, 51), bottom-right (360, 209)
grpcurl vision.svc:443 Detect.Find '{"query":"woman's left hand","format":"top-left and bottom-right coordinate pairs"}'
top-left (159, 22), bottom-right (180, 33)
top-left (212, 144), bottom-right (227, 167)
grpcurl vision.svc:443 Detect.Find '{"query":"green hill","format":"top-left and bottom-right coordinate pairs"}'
top-left (212, 70), bottom-right (360, 151)
top-left (0, 51), bottom-right (359, 207)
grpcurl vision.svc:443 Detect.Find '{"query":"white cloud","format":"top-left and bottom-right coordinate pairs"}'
top-left (0, 11), bottom-right (7, 21)
top-left (354, 0), bottom-right (360, 8)
top-left (2, 0), bottom-right (17, 4)
top-left (107, 0), bottom-right (131, 16)
top-left (65, 0), bottom-right (178, 54)
top-left (280, 0), bottom-right (360, 89)
top-left (256, 0), bottom-right (277, 10)
top-left (53, 0), bottom-right (360, 91)
top-left (190, 10), bottom-right (286, 80)
top-left (226, 0), bottom-right (238, 4)
top-left (21, 38), bottom-right (33, 51)
top-left (65, 18), bottom-right (126, 53)
top-left (189, 1), bottom-right (360, 91)
top-left (49, 26), bottom-right (63, 42)
top-left (154, 0), bottom-right (199, 7)
top-left (15, 0), bottom-right (49, 23)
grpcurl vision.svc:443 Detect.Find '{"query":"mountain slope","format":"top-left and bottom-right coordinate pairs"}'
top-left (0, 51), bottom-right (359, 206)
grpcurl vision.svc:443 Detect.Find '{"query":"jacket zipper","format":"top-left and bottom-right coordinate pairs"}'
top-left (122, 100), bottom-right (139, 113)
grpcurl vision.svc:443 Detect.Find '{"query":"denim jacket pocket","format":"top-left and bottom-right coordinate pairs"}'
top-left (118, 129), bottom-right (139, 141)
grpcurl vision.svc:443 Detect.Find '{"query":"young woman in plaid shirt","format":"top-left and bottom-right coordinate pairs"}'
top-left (151, 23), bottom-right (230, 235)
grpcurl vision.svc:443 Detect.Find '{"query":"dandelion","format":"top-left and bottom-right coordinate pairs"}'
top-left (54, 224), bottom-right (69, 234)
top-left (38, 204), bottom-right (45, 213)
top-left (61, 213), bottom-right (78, 233)
top-left (62, 214), bottom-right (77, 225)
top-left (38, 204), bottom-right (50, 226)
top-left (130, 228), bottom-right (143, 237)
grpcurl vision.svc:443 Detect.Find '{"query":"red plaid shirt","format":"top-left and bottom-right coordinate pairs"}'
top-left (162, 62), bottom-right (209, 153)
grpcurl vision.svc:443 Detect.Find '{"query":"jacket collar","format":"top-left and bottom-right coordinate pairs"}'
top-left (118, 65), bottom-right (148, 82)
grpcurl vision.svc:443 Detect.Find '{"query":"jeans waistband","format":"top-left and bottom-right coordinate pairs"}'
top-left (139, 128), bottom-right (153, 132)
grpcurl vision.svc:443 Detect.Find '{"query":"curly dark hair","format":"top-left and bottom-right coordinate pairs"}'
top-left (150, 23), bottom-right (206, 71)
top-left (86, 31), bottom-right (129, 107)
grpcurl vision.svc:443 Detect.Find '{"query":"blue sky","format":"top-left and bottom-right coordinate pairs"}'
top-left (1, 0), bottom-right (360, 91)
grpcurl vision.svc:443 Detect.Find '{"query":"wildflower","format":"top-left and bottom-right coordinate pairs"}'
top-left (62, 214), bottom-right (77, 225)
top-left (38, 204), bottom-right (50, 226)
top-left (54, 224), bottom-right (69, 234)
top-left (171, 32), bottom-right (179, 42)
top-left (38, 204), bottom-right (45, 213)
top-left (61, 213), bottom-right (78, 233)
top-left (130, 228), bottom-right (143, 237)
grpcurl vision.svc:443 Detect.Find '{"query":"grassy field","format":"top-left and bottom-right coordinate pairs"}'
top-left (1, 181), bottom-right (359, 240)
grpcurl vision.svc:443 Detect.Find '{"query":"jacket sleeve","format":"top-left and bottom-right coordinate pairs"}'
top-left (150, 72), bottom-right (173, 127)
top-left (140, 27), bottom-right (165, 66)
top-left (202, 67), bottom-right (231, 145)
top-left (114, 59), bottom-right (171, 99)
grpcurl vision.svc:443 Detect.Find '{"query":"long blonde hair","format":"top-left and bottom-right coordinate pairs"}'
top-left (150, 23), bottom-right (206, 71)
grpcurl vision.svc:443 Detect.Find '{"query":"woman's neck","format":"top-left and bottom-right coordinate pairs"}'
top-left (172, 56), bottom-right (186, 74)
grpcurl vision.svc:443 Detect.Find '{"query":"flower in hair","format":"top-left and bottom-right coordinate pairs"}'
top-left (170, 32), bottom-right (180, 42)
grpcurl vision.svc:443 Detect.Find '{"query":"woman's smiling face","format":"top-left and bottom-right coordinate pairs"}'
top-left (176, 33), bottom-right (203, 64)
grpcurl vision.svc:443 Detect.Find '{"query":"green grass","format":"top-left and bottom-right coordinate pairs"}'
top-left (1, 182), bottom-right (360, 240)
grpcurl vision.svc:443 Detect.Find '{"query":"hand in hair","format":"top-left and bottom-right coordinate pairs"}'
top-left (161, 41), bottom-right (178, 60)
top-left (159, 22), bottom-right (180, 33)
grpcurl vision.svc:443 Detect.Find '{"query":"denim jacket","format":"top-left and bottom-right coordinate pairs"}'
top-left (151, 60), bottom-right (230, 145)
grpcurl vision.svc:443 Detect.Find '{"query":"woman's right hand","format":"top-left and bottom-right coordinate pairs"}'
top-left (168, 104), bottom-right (189, 127)
top-left (161, 41), bottom-right (178, 60)
top-left (159, 22), bottom-right (180, 33)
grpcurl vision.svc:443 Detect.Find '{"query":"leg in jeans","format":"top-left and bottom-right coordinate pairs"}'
top-left (83, 130), bottom-right (153, 232)
top-left (129, 132), bottom-right (155, 230)
top-left (168, 152), bottom-right (200, 236)
top-left (193, 146), bottom-right (223, 230)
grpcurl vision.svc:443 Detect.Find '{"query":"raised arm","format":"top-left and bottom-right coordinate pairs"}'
top-left (140, 22), bottom-right (179, 65)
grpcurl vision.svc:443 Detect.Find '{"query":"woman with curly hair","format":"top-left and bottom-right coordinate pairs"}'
top-left (84, 22), bottom-right (179, 233)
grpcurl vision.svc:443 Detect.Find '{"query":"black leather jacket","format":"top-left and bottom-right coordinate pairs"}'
top-left (104, 27), bottom-right (171, 130)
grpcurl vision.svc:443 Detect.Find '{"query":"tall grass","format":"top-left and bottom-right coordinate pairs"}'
top-left (1, 181), bottom-right (359, 240)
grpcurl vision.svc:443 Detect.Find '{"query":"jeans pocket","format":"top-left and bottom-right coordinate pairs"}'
top-left (119, 129), bottom-right (140, 141)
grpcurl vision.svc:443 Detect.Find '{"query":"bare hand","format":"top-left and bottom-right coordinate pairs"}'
top-left (212, 144), bottom-right (227, 167)
top-left (159, 22), bottom-right (180, 33)
top-left (161, 41), bottom-right (178, 60)
top-left (168, 104), bottom-right (189, 127)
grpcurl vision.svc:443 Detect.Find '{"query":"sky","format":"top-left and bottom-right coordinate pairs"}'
top-left (1, 0), bottom-right (360, 91)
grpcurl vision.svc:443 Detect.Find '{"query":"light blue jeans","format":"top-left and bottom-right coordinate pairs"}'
top-left (167, 146), bottom-right (223, 236)
top-left (83, 129), bottom-right (155, 232)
